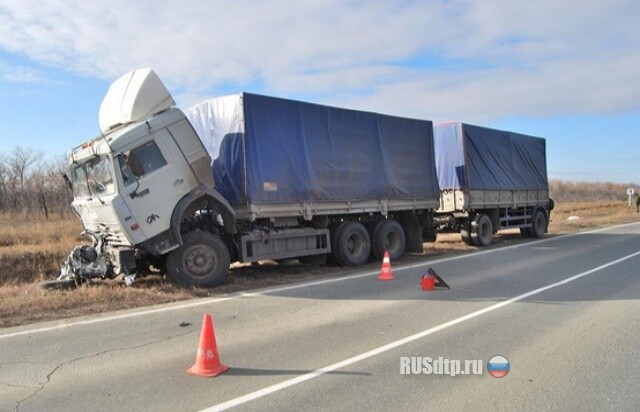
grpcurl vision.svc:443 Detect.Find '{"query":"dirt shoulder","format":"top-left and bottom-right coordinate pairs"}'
top-left (1, 200), bottom-right (638, 329)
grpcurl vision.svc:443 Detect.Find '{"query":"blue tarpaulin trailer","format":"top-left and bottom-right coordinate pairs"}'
top-left (435, 122), bottom-right (548, 191)
top-left (186, 93), bottom-right (441, 264)
top-left (187, 93), bottom-right (440, 214)
top-left (433, 122), bottom-right (553, 246)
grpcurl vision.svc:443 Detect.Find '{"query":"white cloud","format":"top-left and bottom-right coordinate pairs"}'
top-left (330, 51), bottom-right (640, 123)
top-left (0, 0), bottom-right (638, 121)
top-left (0, 61), bottom-right (49, 83)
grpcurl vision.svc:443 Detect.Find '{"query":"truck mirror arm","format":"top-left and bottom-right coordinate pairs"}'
top-left (129, 180), bottom-right (141, 199)
top-left (62, 173), bottom-right (73, 192)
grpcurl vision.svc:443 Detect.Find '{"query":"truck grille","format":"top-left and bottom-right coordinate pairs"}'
top-left (105, 231), bottom-right (131, 247)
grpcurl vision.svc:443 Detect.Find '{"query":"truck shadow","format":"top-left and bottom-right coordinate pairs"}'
top-left (218, 231), bottom-right (532, 290)
top-left (249, 231), bottom-right (640, 304)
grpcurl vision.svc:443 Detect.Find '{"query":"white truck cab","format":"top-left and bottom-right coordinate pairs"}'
top-left (65, 69), bottom-right (235, 286)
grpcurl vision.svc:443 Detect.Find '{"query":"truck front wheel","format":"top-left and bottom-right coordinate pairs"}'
top-left (166, 231), bottom-right (230, 288)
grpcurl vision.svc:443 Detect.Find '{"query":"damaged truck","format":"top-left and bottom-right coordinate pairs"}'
top-left (54, 68), bottom-right (441, 288)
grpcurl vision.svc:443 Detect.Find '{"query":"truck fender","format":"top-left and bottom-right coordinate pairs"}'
top-left (170, 185), bottom-right (237, 245)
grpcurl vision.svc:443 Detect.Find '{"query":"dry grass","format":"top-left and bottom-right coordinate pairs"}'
top-left (549, 200), bottom-right (640, 232)
top-left (1, 200), bottom-right (638, 328)
top-left (0, 214), bottom-right (82, 285)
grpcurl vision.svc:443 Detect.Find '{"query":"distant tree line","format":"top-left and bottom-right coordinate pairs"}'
top-left (549, 179), bottom-right (639, 202)
top-left (0, 146), bottom-right (638, 218)
top-left (0, 147), bottom-right (72, 218)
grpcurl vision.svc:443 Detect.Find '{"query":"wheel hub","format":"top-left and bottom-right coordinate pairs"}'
top-left (185, 245), bottom-right (215, 276)
top-left (347, 234), bottom-right (363, 255)
top-left (385, 232), bottom-right (399, 252)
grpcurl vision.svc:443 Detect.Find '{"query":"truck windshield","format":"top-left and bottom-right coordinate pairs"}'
top-left (70, 156), bottom-right (116, 198)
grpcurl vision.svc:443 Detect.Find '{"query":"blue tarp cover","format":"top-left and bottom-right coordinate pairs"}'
top-left (434, 123), bottom-right (548, 190)
top-left (187, 93), bottom-right (440, 206)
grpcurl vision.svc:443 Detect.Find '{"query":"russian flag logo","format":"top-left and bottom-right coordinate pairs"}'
top-left (487, 355), bottom-right (510, 378)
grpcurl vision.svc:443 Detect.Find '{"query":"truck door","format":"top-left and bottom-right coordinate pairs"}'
top-left (116, 128), bottom-right (197, 240)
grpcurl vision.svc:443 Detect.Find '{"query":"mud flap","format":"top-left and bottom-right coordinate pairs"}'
top-left (396, 211), bottom-right (423, 253)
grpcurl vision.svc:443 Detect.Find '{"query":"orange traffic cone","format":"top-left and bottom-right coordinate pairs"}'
top-left (421, 273), bottom-right (435, 291)
top-left (186, 313), bottom-right (230, 377)
top-left (377, 251), bottom-right (394, 280)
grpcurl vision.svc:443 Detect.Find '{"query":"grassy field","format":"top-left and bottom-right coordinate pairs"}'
top-left (1, 200), bottom-right (638, 328)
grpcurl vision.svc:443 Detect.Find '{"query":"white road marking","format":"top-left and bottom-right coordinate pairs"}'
top-left (1, 221), bottom-right (638, 340)
top-left (201, 249), bottom-right (640, 412)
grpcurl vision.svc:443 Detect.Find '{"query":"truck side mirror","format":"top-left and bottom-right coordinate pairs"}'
top-left (62, 173), bottom-right (73, 192)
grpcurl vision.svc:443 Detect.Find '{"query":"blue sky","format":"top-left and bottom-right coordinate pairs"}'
top-left (0, 0), bottom-right (638, 184)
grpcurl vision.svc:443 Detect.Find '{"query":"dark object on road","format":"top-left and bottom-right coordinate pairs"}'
top-left (426, 267), bottom-right (450, 289)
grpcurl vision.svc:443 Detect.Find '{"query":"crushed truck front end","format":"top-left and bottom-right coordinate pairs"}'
top-left (55, 68), bottom-right (195, 287)
top-left (62, 135), bottom-right (143, 284)
top-left (69, 140), bottom-right (143, 246)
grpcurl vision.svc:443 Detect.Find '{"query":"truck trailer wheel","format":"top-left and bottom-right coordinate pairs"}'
top-left (529, 209), bottom-right (547, 238)
top-left (166, 231), bottom-right (230, 288)
top-left (371, 219), bottom-right (406, 261)
top-left (327, 222), bottom-right (345, 266)
top-left (520, 227), bottom-right (532, 238)
top-left (333, 221), bottom-right (371, 266)
top-left (470, 214), bottom-right (493, 246)
top-left (461, 221), bottom-right (473, 245)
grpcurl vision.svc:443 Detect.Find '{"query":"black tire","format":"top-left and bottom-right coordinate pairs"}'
top-left (461, 221), bottom-right (473, 245)
top-left (38, 279), bottom-right (77, 291)
top-left (371, 220), bottom-right (406, 261)
top-left (333, 221), bottom-right (371, 266)
top-left (520, 227), bottom-right (532, 238)
top-left (166, 231), bottom-right (230, 288)
top-left (529, 209), bottom-right (547, 238)
top-left (470, 214), bottom-right (493, 246)
top-left (327, 222), bottom-right (345, 266)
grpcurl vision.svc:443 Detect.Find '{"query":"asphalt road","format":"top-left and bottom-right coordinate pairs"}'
top-left (2, 222), bottom-right (640, 412)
